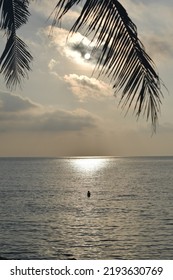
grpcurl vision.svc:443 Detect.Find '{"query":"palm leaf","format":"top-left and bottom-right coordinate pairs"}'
top-left (0, 0), bottom-right (30, 31)
top-left (0, 32), bottom-right (33, 88)
top-left (53, 0), bottom-right (164, 129)
top-left (0, 0), bottom-right (32, 88)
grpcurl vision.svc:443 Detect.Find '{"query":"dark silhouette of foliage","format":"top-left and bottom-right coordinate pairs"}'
top-left (0, 0), bottom-right (165, 129)
top-left (0, 0), bottom-right (33, 88)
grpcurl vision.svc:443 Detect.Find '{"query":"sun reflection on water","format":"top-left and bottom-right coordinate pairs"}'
top-left (71, 157), bottom-right (108, 172)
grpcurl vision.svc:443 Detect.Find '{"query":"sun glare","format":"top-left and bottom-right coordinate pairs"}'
top-left (84, 53), bottom-right (91, 60)
top-left (72, 157), bottom-right (107, 172)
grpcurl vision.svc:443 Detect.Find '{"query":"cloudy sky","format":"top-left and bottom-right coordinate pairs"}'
top-left (0, 0), bottom-right (173, 157)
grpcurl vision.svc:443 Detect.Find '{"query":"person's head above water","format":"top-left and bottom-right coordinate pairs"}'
top-left (87, 191), bottom-right (91, 197)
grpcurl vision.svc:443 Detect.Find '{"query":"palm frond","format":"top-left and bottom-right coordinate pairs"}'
top-left (0, 0), bottom-right (32, 88)
top-left (0, 32), bottom-right (33, 88)
top-left (53, 0), bottom-right (164, 129)
top-left (0, 0), bottom-right (30, 31)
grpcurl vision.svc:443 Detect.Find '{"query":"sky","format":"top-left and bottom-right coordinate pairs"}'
top-left (0, 0), bottom-right (173, 157)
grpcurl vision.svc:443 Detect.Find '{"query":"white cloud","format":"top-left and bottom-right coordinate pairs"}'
top-left (44, 26), bottom-right (97, 67)
top-left (48, 58), bottom-right (59, 70)
top-left (64, 74), bottom-right (113, 102)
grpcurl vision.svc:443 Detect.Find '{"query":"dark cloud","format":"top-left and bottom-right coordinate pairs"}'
top-left (130, 0), bottom-right (171, 4)
top-left (142, 35), bottom-right (173, 60)
top-left (0, 91), bottom-right (97, 133)
top-left (70, 41), bottom-right (103, 64)
top-left (32, 110), bottom-right (96, 132)
top-left (149, 38), bottom-right (173, 58)
top-left (0, 91), bottom-right (37, 112)
top-left (71, 42), bottom-right (91, 58)
top-left (158, 123), bottom-right (173, 133)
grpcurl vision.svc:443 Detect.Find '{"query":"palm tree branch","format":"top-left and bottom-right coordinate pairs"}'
top-left (0, 31), bottom-right (33, 88)
top-left (53, 0), bottom-right (164, 129)
top-left (0, 0), bottom-right (32, 88)
top-left (0, 0), bottom-right (30, 31)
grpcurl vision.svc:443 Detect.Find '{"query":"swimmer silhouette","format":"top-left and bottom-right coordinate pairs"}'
top-left (87, 191), bottom-right (91, 198)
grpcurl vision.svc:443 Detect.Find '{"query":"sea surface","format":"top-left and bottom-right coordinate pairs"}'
top-left (0, 156), bottom-right (173, 260)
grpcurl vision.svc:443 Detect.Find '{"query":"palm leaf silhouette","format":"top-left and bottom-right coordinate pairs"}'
top-left (0, 0), bottom-right (33, 88)
top-left (53, 0), bottom-right (164, 129)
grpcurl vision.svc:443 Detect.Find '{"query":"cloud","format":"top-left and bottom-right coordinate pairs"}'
top-left (70, 41), bottom-right (102, 64)
top-left (117, 1), bottom-right (173, 68)
top-left (44, 26), bottom-right (103, 68)
top-left (38, 1), bottom-right (173, 67)
top-left (158, 122), bottom-right (173, 133)
top-left (33, 109), bottom-right (96, 132)
top-left (0, 91), bottom-right (38, 112)
top-left (0, 91), bottom-right (97, 133)
top-left (30, 0), bottom-right (80, 29)
top-left (48, 58), bottom-right (59, 70)
top-left (141, 34), bottom-right (173, 62)
top-left (130, 0), bottom-right (172, 5)
top-left (64, 74), bottom-right (113, 102)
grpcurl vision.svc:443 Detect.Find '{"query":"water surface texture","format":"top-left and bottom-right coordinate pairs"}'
top-left (0, 157), bottom-right (173, 259)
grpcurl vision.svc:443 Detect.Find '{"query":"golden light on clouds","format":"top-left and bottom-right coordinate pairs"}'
top-left (64, 74), bottom-right (113, 102)
top-left (45, 26), bottom-right (96, 67)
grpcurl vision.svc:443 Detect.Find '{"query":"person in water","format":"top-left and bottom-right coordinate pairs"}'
top-left (87, 191), bottom-right (91, 197)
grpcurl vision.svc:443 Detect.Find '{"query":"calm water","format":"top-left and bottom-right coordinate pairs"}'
top-left (0, 157), bottom-right (173, 260)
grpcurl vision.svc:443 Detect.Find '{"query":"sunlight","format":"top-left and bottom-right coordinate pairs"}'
top-left (72, 157), bottom-right (108, 173)
top-left (84, 53), bottom-right (91, 60)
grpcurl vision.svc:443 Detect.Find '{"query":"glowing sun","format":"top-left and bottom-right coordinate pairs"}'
top-left (84, 53), bottom-right (91, 60)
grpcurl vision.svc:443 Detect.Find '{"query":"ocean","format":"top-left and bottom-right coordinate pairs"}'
top-left (0, 156), bottom-right (173, 260)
